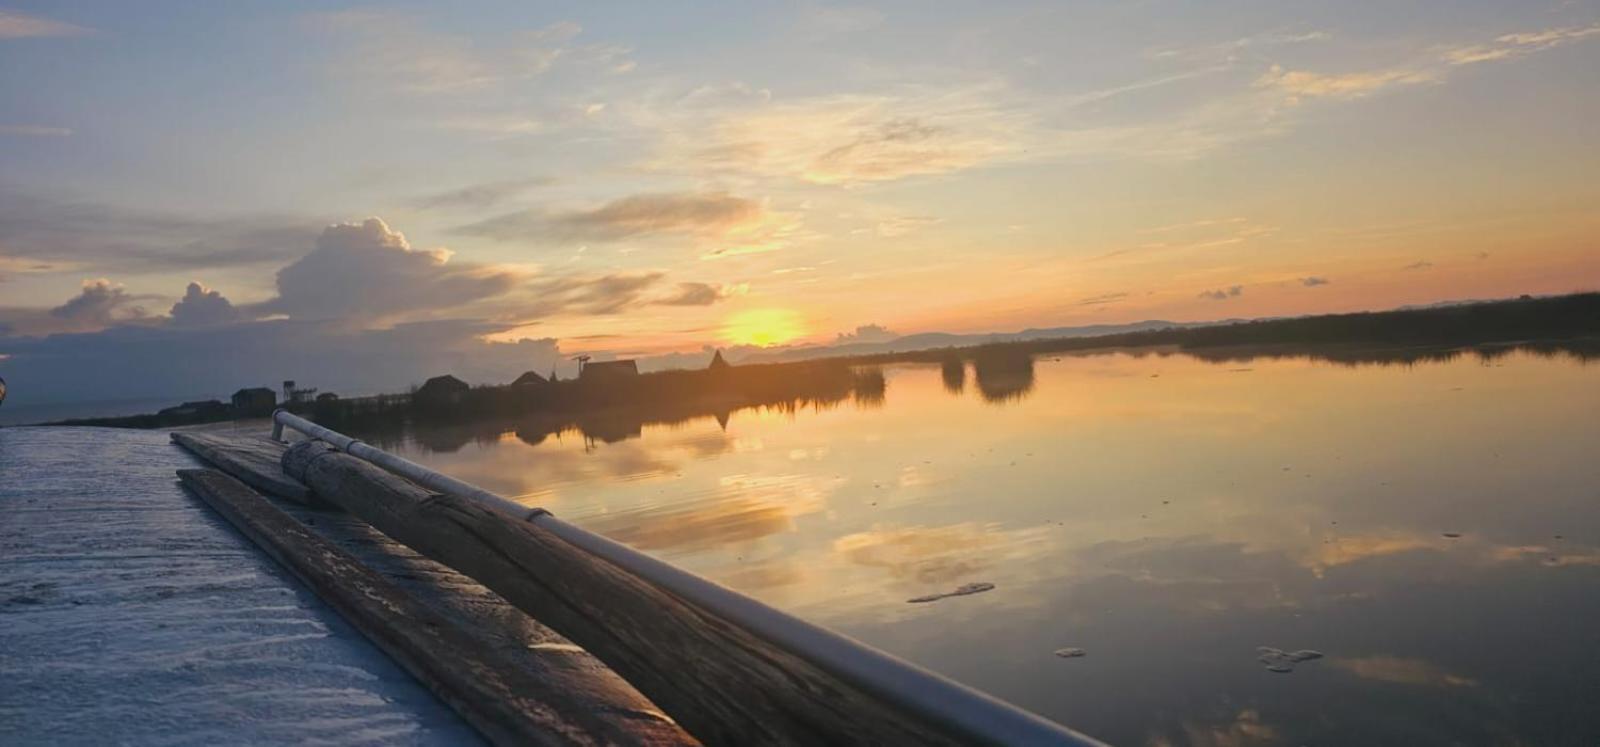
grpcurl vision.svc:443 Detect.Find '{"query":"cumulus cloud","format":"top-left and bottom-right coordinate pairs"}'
top-left (0, 9), bottom-right (93, 38)
top-left (1299, 276), bottom-right (1331, 287)
top-left (459, 191), bottom-right (769, 243)
top-left (654, 281), bottom-right (739, 307)
top-left (51, 279), bottom-right (149, 328)
top-left (256, 218), bottom-right (520, 323)
top-left (835, 324), bottom-right (897, 344)
top-left (1198, 285), bottom-right (1244, 301)
top-left (168, 282), bottom-right (241, 327)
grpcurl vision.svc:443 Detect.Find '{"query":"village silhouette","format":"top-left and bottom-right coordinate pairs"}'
top-left (48, 292), bottom-right (1600, 452)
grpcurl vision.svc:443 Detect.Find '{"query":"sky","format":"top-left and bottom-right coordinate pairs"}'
top-left (2, 1), bottom-right (1598, 405)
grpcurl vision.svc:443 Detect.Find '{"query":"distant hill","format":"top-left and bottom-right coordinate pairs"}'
top-left (729, 319), bottom-right (1228, 364)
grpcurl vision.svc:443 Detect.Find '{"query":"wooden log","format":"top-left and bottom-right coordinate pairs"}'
top-left (172, 432), bottom-right (316, 505)
top-left (178, 468), bottom-right (696, 747)
top-left (282, 440), bottom-right (967, 747)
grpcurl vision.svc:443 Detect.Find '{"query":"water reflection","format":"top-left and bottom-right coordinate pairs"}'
top-left (972, 350), bottom-right (1036, 404)
top-left (941, 358), bottom-right (966, 394)
top-left (343, 340), bottom-right (1600, 745)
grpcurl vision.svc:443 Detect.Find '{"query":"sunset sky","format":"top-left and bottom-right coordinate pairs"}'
top-left (2, 1), bottom-right (1598, 403)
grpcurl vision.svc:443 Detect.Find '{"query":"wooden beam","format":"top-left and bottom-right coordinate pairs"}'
top-left (178, 468), bottom-right (696, 747)
top-left (172, 432), bottom-right (316, 505)
top-left (282, 440), bottom-right (966, 747)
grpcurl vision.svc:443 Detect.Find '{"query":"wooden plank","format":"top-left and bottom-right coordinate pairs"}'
top-left (171, 432), bottom-right (315, 505)
top-left (283, 440), bottom-right (967, 747)
top-left (178, 468), bottom-right (697, 747)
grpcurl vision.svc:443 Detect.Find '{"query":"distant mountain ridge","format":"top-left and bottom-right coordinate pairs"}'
top-left (729, 319), bottom-right (1231, 364)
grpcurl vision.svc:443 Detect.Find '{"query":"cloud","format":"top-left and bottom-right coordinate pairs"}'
top-left (1443, 23), bottom-right (1600, 66)
top-left (1255, 64), bottom-right (1435, 101)
top-left (408, 178), bottom-right (550, 211)
top-left (1331, 656), bottom-right (1478, 688)
top-left (0, 125), bottom-right (71, 137)
top-left (1299, 276), bottom-right (1331, 287)
top-left (654, 281), bottom-right (739, 307)
top-left (833, 523), bottom-right (1007, 586)
top-left (1403, 260), bottom-right (1434, 271)
top-left (255, 218), bottom-right (520, 323)
top-left (1257, 23), bottom-right (1600, 106)
top-left (0, 189), bottom-right (321, 275)
top-left (528, 272), bottom-right (664, 315)
top-left (458, 191), bottom-right (782, 244)
top-left (168, 282), bottom-right (241, 328)
top-left (1077, 291), bottom-right (1130, 306)
top-left (0, 10), bottom-right (93, 39)
top-left (649, 88), bottom-right (1024, 185)
top-left (305, 11), bottom-right (629, 95)
top-left (1198, 285), bottom-right (1244, 301)
top-left (835, 324), bottom-right (897, 344)
top-left (0, 317), bottom-right (565, 406)
top-left (50, 279), bottom-right (149, 329)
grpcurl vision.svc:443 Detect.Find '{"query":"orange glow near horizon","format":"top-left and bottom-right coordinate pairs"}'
top-left (721, 308), bottom-right (807, 348)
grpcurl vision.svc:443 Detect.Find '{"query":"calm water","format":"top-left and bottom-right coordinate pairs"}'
top-left (357, 347), bottom-right (1600, 745)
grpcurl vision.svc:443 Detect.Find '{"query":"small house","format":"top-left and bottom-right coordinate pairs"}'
top-left (579, 359), bottom-right (638, 382)
top-left (415, 374), bottom-right (470, 406)
top-left (231, 387), bottom-right (277, 416)
top-left (511, 371), bottom-right (549, 387)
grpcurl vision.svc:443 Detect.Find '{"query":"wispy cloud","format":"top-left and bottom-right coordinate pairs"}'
top-left (654, 281), bottom-right (743, 307)
top-left (1442, 23), bottom-right (1600, 65)
top-left (1403, 260), bottom-right (1434, 271)
top-left (1198, 285), bottom-right (1244, 301)
top-left (408, 178), bottom-right (551, 212)
top-left (458, 191), bottom-right (777, 242)
top-left (1299, 276), bottom-right (1331, 287)
top-left (304, 11), bottom-right (630, 95)
top-left (0, 9), bottom-right (93, 39)
top-left (1077, 291), bottom-right (1130, 306)
top-left (647, 87), bottom-right (1026, 185)
top-left (1256, 65), bottom-right (1435, 101)
top-left (1259, 22), bottom-right (1600, 104)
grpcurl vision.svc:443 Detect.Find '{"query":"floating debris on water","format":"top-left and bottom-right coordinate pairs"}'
top-left (908, 582), bottom-right (996, 604)
top-left (1054, 647), bottom-right (1087, 658)
top-left (1257, 646), bottom-right (1323, 673)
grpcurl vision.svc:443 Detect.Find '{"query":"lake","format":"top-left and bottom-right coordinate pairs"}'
top-left (350, 345), bottom-right (1600, 745)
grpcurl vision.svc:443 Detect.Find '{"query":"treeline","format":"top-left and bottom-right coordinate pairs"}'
top-left (845, 292), bottom-right (1600, 367)
top-left (53, 292), bottom-right (1599, 433)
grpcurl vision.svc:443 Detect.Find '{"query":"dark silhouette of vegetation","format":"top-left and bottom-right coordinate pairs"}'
top-left (940, 358), bottom-right (965, 394)
top-left (48, 292), bottom-right (1600, 437)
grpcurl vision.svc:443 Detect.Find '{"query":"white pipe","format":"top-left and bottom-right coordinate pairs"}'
top-left (272, 409), bottom-right (1104, 746)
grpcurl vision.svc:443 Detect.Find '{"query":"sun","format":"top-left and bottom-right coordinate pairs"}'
top-left (721, 308), bottom-right (806, 347)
